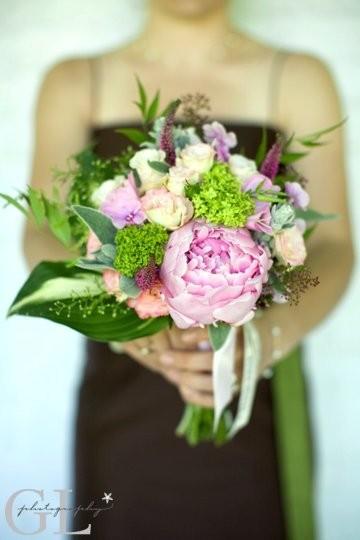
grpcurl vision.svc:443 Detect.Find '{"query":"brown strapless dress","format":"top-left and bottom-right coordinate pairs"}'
top-left (73, 123), bottom-right (287, 539)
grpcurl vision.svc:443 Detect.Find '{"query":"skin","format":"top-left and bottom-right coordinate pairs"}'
top-left (24, 0), bottom-right (354, 407)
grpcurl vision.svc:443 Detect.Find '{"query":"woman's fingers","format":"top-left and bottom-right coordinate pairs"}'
top-left (168, 326), bottom-right (210, 350)
top-left (179, 385), bottom-right (214, 408)
top-left (159, 349), bottom-right (212, 371)
top-left (164, 368), bottom-right (213, 392)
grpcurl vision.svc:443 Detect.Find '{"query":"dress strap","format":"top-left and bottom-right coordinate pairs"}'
top-left (88, 56), bottom-right (102, 123)
top-left (267, 49), bottom-right (290, 124)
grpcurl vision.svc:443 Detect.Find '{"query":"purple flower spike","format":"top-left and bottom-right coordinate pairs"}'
top-left (135, 260), bottom-right (159, 291)
top-left (260, 141), bottom-right (282, 180)
top-left (159, 99), bottom-right (181, 166)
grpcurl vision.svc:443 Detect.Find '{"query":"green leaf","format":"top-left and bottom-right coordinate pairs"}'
top-left (146, 90), bottom-right (160, 123)
top-left (135, 75), bottom-right (147, 118)
top-left (280, 151), bottom-right (308, 165)
top-left (303, 225), bottom-right (317, 240)
top-left (147, 160), bottom-right (170, 174)
top-left (28, 187), bottom-right (46, 226)
top-left (119, 275), bottom-right (141, 298)
top-left (0, 192), bottom-right (28, 216)
top-left (296, 118), bottom-right (346, 147)
top-left (8, 261), bottom-right (104, 315)
top-left (208, 323), bottom-right (231, 351)
top-left (160, 98), bottom-right (182, 118)
top-left (295, 208), bottom-right (338, 222)
top-left (255, 127), bottom-right (268, 167)
top-left (133, 169), bottom-right (142, 188)
top-left (8, 261), bottom-right (170, 342)
top-left (75, 259), bottom-right (109, 272)
top-left (116, 128), bottom-right (148, 145)
top-left (46, 201), bottom-right (72, 247)
top-left (72, 205), bottom-right (117, 245)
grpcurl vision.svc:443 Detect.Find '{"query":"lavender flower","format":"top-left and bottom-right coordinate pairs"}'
top-left (202, 121), bottom-right (237, 162)
top-left (101, 175), bottom-right (145, 229)
top-left (285, 181), bottom-right (310, 209)
top-left (159, 100), bottom-right (181, 166)
top-left (260, 141), bottom-right (282, 180)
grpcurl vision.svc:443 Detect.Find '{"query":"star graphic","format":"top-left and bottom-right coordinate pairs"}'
top-left (102, 492), bottom-right (113, 504)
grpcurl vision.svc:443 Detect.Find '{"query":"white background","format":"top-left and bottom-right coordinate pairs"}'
top-left (0, 1), bottom-right (359, 539)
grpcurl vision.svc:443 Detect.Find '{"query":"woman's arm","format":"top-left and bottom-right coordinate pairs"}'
top-left (23, 58), bottom-right (91, 269)
top-left (257, 53), bottom-right (355, 371)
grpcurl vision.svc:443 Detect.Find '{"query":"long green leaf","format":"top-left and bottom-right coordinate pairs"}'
top-left (280, 151), bottom-right (308, 165)
top-left (46, 201), bottom-right (72, 247)
top-left (255, 127), bottom-right (268, 167)
top-left (295, 208), bottom-right (338, 222)
top-left (28, 187), bottom-right (46, 226)
top-left (72, 205), bottom-right (117, 245)
top-left (146, 90), bottom-right (160, 123)
top-left (116, 128), bottom-right (148, 145)
top-left (8, 261), bottom-right (170, 342)
top-left (0, 192), bottom-right (28, 216)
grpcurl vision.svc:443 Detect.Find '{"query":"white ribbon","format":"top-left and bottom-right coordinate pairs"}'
top-left (212, 321), bottom-right (261, 438)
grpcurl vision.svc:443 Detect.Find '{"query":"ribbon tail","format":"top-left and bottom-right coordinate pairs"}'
top-left (213, 326), bottom-right (237, 430)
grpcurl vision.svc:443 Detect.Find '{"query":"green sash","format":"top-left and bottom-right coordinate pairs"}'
top-left (272, 346), bottom-right (316, 540)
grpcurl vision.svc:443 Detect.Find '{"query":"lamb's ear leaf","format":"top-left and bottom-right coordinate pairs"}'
top-left (148, 160), bottom-right (170, 174)
top-left (119, 276), bottom-right (141, 298)
top-left (72, 205), bottom-right (117, 245)
top-left (7, 261), bottom-right (170, 342)
top-left (208, 323), bottom-right (231, 351)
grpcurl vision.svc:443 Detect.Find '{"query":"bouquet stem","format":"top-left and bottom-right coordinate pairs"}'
top-left (176, 404), bottom-right (233, 446)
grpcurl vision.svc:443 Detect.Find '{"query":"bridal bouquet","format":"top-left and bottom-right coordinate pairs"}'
top-left (2, 80), bottom-right (338, 445)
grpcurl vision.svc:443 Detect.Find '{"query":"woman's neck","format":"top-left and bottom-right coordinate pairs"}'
top-left (134, 3), bottom-right (248, 69)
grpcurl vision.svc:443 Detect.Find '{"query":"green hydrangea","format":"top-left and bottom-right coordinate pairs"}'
top-left (114, 223), bottom-right (169, 277)
top-left (186, 163), bottom-right (255, 228)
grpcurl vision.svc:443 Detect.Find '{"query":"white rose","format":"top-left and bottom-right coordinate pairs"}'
top-left (141, 188), bottom-right (194, 231)
top-left (167, 164), bottom-right (200, 196)
top-left (90, 175), bottom-right (126, 207)
top-left (179, 143), bottom-right (215, 174)
top-left (229, 154), bottom-right (257, 180)
top-left (129, 148), bottom-right (167, 192)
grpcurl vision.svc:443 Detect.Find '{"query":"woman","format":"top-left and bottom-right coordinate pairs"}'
top-left (24, 0), bottom-right (353, 538)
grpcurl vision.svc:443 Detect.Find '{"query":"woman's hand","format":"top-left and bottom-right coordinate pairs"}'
top-left (117, 326), bottom-right (244, 408)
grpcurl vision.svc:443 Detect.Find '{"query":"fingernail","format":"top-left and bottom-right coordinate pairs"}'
top-left (198, 340), bottom-right (211, 351)
top-left (160, 354), bottom-right (174, 365)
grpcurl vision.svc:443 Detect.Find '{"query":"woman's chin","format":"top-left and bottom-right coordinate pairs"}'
top-left (155, 0), bottom-right (227, 19)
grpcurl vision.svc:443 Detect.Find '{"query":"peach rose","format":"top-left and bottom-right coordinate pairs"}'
top-left (274, 226), bottom-right (307, 267)
top-left (102, 269), bottom-right (127, 302)
top-left (127, 281), bottom-right (169, 319)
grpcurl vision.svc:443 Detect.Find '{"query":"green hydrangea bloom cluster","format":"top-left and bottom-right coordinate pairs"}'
top-left (186, 163), bottom-right (255, 228)
top-left (114, 223), bottom-right (169, 277)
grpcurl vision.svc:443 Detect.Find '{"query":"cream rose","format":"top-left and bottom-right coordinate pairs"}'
top-left (129, 149), bottom-right (167, 192)
top-left (91, 175), bottom-right (126, 207)
top-left (274, 226), bottom-right (307, 267)
top-left (166, 164), bottom-right (200, 196)
top-left (229, 154), bottom-right (257, 180)
top-left (141, 187), bottom-right (194, 230)
top-left (178, 143), bottom-right (215, 174)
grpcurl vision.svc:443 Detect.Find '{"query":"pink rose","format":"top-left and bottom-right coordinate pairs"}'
top-left (274, 226), bottom-right (307, 267)
top-left (102, 269), bottom-right (127, 302)
top-left (86, 231), bottom-right (102, 258)
top-left (141, 187), bottom-right (193, 230)
top-left (160, 221), bottom-right (272, 328)
top-left (127, 281), bottom-right (169, 319)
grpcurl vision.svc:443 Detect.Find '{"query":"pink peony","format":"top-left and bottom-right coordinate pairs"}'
top-left (160, 221), bottom-right (272, 329)
top-left (127, 281), bottom-right (169, 319)
top-left (101, 174), bottom-right (146, 228)
top-left (274, 225), bottom-right (307, 267)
